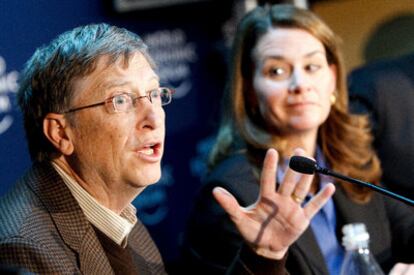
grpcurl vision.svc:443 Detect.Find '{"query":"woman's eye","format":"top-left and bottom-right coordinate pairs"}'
top-left (266, 66), bottom-right (290, 80)
top-left (306, 64), bottom-right (321, 72)
top-left (270, 67), bottom-right (285, 75)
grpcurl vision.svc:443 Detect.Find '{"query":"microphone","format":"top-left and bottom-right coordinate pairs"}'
top-left (289, 156), bottom-right (414, 207)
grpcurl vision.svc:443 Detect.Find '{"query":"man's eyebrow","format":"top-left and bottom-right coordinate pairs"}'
top-left (97, 75), bottom-right (160, 91)
top-left (97, 80), bottom-right (130, 90)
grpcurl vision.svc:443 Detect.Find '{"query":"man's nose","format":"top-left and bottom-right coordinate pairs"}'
top-left (135, 99), bottom-right (164, 130)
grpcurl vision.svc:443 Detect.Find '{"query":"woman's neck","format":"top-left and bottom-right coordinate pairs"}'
top-left (281, 130), bottom-right (318, 158)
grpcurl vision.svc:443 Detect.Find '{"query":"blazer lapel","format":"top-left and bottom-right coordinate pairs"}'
top-left (26, 162), bottom-right (113, 274)
top-left (293, 226), bottom-right (330, 275)
top-left (128, 220), bottom-right (166, 274)
top-left (78, 226), bottom-right (114, 274)
top-left (333, 186), bottom-right (391, 256)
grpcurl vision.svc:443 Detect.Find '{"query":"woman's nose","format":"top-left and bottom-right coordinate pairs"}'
top-left (288, 70), bottom-right (310, 94)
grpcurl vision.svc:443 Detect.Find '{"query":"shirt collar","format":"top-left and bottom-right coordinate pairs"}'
top-left (51, 161), bottom-right (137, 247)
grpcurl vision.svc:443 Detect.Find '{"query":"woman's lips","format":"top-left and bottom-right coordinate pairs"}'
top-left (288, 101), bottom-right (315, 108)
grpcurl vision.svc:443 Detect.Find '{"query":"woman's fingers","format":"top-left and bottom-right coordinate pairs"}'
top-left (212, 186), bottom-right (243, 223)
top-left (277, 168), bottom-right (299, 196)
top-left (278, 148), bottom-right (313, 200)
top-left (290, 173), bottom-right (313, 203)
top-left (303, 183), bottom-right (335, 219)
top-left (259, 149), bottom-right (279, 198)
top-left (212, 148), bottom-right (336, 261)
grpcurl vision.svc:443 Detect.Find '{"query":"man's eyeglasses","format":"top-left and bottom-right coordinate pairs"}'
top-left (63, 87), bottom-right (174, 114)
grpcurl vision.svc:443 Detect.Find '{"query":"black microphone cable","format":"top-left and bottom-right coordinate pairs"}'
top-left (289, 156), bottom-right (414, 207)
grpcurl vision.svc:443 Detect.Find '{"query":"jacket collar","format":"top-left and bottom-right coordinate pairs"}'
top-left (293, 226), bottom-right (330, 274)
top-left (25, 161), bottom-right (114, 274)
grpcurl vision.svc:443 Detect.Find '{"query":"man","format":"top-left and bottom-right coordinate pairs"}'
top-left (0, 23), bottom-right (333, 274)
top-left (348, 52), bottom-right (414, 200)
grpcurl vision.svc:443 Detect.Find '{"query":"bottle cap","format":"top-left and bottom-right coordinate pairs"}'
top-left (342, 223), bottom-right (369, 250)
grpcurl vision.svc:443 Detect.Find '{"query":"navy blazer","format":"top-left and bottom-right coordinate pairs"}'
top-left (349, 53), bottom-right (414, 199)
top-left (182, 153), bottom-right (414, 274)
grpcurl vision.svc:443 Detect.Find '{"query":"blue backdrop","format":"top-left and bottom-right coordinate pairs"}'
top-left (0, 0), bottom-right (234, 264)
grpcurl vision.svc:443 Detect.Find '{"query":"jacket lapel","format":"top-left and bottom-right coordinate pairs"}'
top-left (293, 226), bottom-right (330, 275)
top-left (287, 187), bottom-right (354, 275)
top-left (128, 220), bottom-right (166, 274)
top-left (333, 186), bottom-right (391, 256)
top-left (26, 162), bottom-right (113, 274)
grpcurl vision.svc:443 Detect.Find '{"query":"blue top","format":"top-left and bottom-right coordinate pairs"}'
top-left (278, 148), bottom-right (344, 275)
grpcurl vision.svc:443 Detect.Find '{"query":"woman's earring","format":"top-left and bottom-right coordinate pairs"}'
top-left (330, 93), bottom-right (337, 105)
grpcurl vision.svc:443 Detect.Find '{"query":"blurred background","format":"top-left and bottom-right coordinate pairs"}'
top-left (1, 0), bottom-right (413, 266)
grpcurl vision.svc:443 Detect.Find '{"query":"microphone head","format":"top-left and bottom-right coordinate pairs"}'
top-left (289, 156), bottom-right (317, 175)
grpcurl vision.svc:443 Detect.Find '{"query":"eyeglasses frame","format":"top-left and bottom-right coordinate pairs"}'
top-left (62, 87), bottom-right (174, 114)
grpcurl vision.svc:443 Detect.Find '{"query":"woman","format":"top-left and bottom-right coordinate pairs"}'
top-left (181, 4), bottom-right (414, 275)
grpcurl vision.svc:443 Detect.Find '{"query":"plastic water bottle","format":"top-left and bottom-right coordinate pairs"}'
top-left (339, 223), bottom-right (385, 275)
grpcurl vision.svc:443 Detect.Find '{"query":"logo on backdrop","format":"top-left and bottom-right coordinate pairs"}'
top-left (0, 55), bottom-right (19, 135)
top-left (144, 29), bottom-right (197, 99)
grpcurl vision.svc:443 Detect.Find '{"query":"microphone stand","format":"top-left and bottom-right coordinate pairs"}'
top-left (316, 166), bottom-right (414, 207)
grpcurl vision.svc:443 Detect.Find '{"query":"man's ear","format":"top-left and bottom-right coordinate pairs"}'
top-left (43, 113), bottom-right (74, 155)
